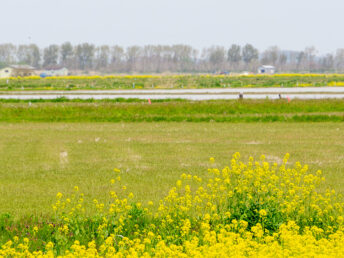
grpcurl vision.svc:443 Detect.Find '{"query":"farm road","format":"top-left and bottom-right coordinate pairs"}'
top-left (1, 87), bottom-right (344, 100)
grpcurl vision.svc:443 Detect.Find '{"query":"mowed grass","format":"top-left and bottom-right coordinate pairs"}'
top-left (0, 122), bottom-right (343, 217)
top-left (0, 99), bottom-right (344, 122)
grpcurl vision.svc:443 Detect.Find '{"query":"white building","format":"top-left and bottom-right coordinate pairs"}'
top-left (258, 65), bottom-right (276, 75)
top-left (0, 65), bottom-right (36, 78)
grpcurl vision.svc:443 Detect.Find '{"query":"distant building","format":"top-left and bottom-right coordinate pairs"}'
top-left (258, 65), bottom-right (275, 74)
top-left (40, 66), bottom-right (69, 77)
top-left (0, 65), bottom-right (36, 78)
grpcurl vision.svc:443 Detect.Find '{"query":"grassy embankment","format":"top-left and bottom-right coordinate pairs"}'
top-left (0, 99), bottom-right (343, 122)
top-left (1, 74), bottom-right (344, 90)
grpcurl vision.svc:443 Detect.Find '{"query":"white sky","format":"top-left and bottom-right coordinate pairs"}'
top-left (1, 0), bottom-right (343, 54)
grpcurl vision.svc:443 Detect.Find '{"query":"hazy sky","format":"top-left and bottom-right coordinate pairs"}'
top-left (1, 0), bottom-right (343, 54)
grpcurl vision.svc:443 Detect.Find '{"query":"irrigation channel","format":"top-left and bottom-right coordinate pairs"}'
top-left (1, 87), bottom-right (344, 100)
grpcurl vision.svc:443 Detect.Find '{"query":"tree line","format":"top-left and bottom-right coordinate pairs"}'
top-left (0, 42), bottom-right (344, 73)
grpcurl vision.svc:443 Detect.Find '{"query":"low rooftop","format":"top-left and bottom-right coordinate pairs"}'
top-left (10, 65), bottom-right (35, 70)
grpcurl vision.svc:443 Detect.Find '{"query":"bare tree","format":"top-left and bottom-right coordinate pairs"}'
top-left (60, 42), bottom-right (74, 68)
top-left (242, 44), bottom-right (259, 71)
top-left (126, 46), bottom-right (141, 72)
top-left (17, 44), bottom-right (40, 68)
top-left (319, 54), bottom-right (334, 72)
top-left (0, 44), bottom-right (16, 65)
top-left (335, 49), bottom-right (344, 72)
top-left (43, 44), bottom-right (59, 67)
top-left (95, 45), bottom-right (110, 70)
top-left (75, 43), bottom-right (95, 70)
top-left (304, 46), bottom-right (317, 71)
top-left (261, 46), bottom-right (280, 66)
top-left (30, 44), bottom-right (41, 68)
top-left (172, 44), bottom-right (196, 72)
top-left (296, 51), bottom-right (305, 71)
top-left (141, 45), bottom-right (154, 72)
top-left (110, 45), bottom-right (124, 72)
top-left (227, 44), bottom-right (241, 70)
top-left (202, 46), bottom-right (226, 72)
top-left (278, 53), bottom-right (287, 71)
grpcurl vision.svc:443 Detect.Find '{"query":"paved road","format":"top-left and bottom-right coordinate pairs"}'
top-left (1, 87), bottom-right (344, 100)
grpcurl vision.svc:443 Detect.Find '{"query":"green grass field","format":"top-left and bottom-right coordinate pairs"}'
top-left (0, 122), bottom-right (343, 217)
top-left (0, 99), bottom-right (344, 122)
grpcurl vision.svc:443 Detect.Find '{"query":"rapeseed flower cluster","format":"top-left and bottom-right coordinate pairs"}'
top-left (1, 153), bottom-right (344, 257)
